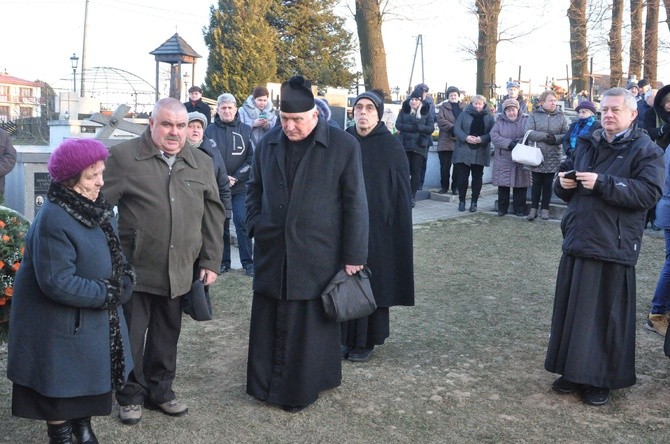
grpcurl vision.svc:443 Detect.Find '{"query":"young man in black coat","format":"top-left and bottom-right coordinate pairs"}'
top-left (183, 86), bottom-right (211, 125)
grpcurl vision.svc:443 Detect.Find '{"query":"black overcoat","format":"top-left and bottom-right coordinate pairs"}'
top-left (347, 123), bottom-right (415, 307)
top-left (246, 118), bottom-right (369, 301)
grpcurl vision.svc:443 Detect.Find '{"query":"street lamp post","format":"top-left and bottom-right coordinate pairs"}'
top-left (70, 53), bottom-right (79, 93)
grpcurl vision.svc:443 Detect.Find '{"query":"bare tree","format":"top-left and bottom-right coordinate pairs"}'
top-left (664, 0), bottom-right (670, 33)
top-left (628, 0), bottom-right (644, 80)
top-left (355, 0), bottom-right (391, 97)
top-left (609, 0), bottom-right (624, 87)
top-left (475, 0), bottom-right (501, 99)
top-left (643, 0), bottom-right (659, 84)
top-left (568, 0), bottom-right (589, 93)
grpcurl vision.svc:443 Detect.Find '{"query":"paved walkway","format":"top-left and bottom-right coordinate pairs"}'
top-left (412, 184), bottom-right (501, 225)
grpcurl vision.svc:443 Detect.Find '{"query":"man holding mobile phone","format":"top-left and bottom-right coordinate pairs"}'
top-left (546, 87), bottom-right (664, 406)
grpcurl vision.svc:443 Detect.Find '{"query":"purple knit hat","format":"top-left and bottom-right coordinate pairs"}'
top-left (48, 139), bottom-right (109, 182)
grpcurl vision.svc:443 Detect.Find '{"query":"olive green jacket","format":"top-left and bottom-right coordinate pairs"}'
top-left (103, 129), bottom-right (224, 297)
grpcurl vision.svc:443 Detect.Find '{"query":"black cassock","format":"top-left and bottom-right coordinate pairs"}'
top-left (342, 123), bottom-right (415, 349)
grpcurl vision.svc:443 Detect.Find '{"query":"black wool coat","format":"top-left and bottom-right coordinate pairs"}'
top-left (184, 99), bottom-right (212, 125)
top-left (347, 123), bottom-right (415, 307)
top-left (246, 118), bottom-right (369, 301)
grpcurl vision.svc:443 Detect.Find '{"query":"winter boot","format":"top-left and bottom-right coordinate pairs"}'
top-left (541, 209), bottom-right (550, 220)
top-left (527, 208), bottom-right (537, 221)
top-left (469, 200), bottom-right (478, 213)
top-left (47, 422), bottom-right (73, 444)
top-left (71, 417), bottom-right (99, 444)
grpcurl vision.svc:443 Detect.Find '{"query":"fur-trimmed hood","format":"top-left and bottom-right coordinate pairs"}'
top-left (314, 98), bottom-right (332, 122)
top-left (653, 84), bottom-right (670, 123)
top-left (401, 98), bottom-right (431, 117)
top-left (241, 94), bottom-right (276, 121)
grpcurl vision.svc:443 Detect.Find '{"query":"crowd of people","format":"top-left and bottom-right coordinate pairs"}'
top-left (4, 74), bottom-right (670, 442)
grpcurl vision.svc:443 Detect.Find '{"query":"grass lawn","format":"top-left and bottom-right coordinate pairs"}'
top-left (2, 213), bottom-right (669, 443)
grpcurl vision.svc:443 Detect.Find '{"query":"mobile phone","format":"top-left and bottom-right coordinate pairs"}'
top-left (563, 170), bottom-right (577, 180)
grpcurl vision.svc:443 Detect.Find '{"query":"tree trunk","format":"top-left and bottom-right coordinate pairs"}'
top-left (628, 0), bottom-right (644, 80)
top-left (643, 0), bottom-right (659, 84)
top-left (355, 0), bottom-right (390, 98)
top-left (475, 0), bottom-right (501, 100)
top-left (568, 0), bottom-right (588, 94)
top-left (664, 0), bottom-right (670, 33)
top-left (608, 0), bottom-right (624, 87)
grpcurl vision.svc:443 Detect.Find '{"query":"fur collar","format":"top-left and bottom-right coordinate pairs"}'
top-left (47, 181), bottom-right (113, 228)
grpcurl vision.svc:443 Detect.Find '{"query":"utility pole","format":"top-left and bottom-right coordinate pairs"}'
top-left (80, 0), bottom-right (89, 97)
top-left (407, 34), bottom-right (424, 94)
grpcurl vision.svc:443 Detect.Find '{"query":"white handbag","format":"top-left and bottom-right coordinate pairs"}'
top-left (511, 130), bottom-right (544, 167)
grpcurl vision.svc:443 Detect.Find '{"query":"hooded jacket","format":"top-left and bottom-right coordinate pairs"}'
top-left (395, 99), bottom-right (435, 157)
top-left (642, 84), bottom-right (670, 148)
top-left (555, 127), bottom-right (664, 266)
top-left (238, 95), bottom-right (278, 146)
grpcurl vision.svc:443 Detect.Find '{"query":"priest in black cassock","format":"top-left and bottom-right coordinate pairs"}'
top-left (245, 76), bottom-right (369, 412)
top-left (342, 90), bottom-right (415, 363)
top-left (546, 88), bottom-right (664, 406)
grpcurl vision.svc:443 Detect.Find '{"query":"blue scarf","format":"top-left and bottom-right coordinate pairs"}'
top-left (569, 116), bottom-right (595, 149)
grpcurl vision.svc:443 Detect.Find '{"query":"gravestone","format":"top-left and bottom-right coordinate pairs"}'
top-left (4, 146), bottom-right (52, 221)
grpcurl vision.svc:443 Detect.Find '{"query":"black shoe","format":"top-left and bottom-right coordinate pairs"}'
top-left (348, 346), bottom-right (374, 362)
top-left (411, 198), bottom-right (416, 208)
top-left (340, 345), bottom-right (352, 359)
top-left (220, 264), bottom-right (231, 273)
top-left (469, 202), bottom-right (477, 212)
top-left (244, 265), bottom-right (254, 277)
top-left (497, 211), bottom-right (507, 217)
top-left (582, 386), bottom-right (611, 406)
top-left (551, 377), bottom-right (581, 395)
top-left (458, 202), bottom-right (466, 212)
top-left (437, 188), bottom-right (448, 194)
top-left (514, 211), bottom-right (525, 217)
top-left (451, 190), bottom-right (458, 195)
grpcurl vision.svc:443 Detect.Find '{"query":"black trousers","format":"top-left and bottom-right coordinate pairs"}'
top-left (455, 163), bottom-right (484, 203)
top-left (438, 151), bottom-right (456, 192)
top-left (498, 186), bottom-right (528, 214)
top-left (531, 172), bottom-right (555, 210)
top-left (115, 292), bottom-right (183, 406)
top-left (406, 151), bottom-right (425, 198)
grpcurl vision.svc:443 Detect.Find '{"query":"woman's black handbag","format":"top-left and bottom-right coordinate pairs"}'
top-left (321, 266), bottom-right (377, 322)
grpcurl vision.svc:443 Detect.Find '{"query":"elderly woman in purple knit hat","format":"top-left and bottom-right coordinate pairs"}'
top-left (561, 100), bottom-right (601, 157)
top-left (7, 139), bottom-right (135, 444)
top-left (491, 98), bottom-right (531, 216)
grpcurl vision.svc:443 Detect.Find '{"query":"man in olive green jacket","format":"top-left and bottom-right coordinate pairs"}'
top-left (103, 98), bottom-right (224, 425)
